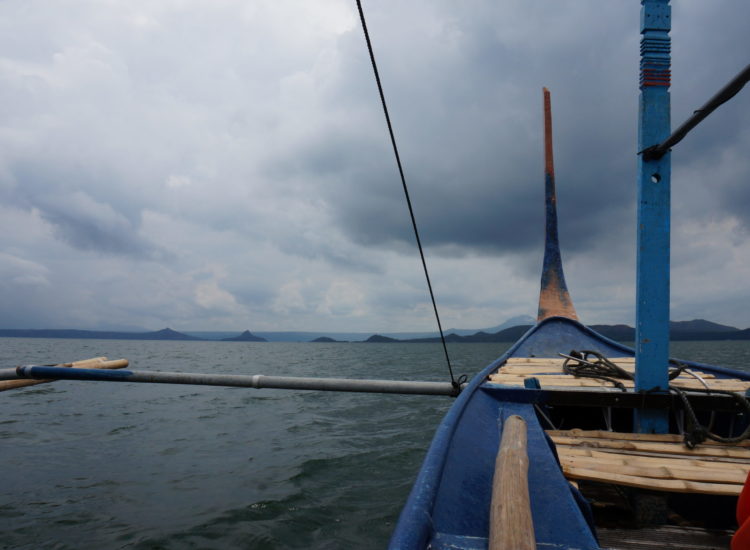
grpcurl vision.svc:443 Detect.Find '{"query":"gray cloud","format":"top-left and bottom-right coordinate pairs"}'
top-left (0, 0), bottom-right (748, 331)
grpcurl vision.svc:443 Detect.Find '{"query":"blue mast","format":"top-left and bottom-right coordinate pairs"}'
top-left (635, 0), bottom-right (671, 433)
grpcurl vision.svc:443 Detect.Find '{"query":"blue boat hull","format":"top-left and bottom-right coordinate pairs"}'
top-left (389, 316), bottom-right (750, 549)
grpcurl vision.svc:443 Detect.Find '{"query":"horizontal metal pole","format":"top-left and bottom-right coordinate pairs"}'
top-left (0, 366), bottom-right (460, 396)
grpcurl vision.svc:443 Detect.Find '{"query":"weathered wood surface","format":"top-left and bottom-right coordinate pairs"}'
top-left (549, 430), bottom-right (750, 496)
top-left (597, 524), bottom-right (733, 550)
top-left (490, 357), bottom-right (749, 391)
top-left (489, 415), bottom-right (535, 550)
top-left (0, 357), bottom-right (129, 392)
top-left (548, 429), bottom-right (750, 447)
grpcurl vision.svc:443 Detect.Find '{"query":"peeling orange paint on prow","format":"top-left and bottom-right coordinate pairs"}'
top-left (537, 270), bottom-right (578, 321)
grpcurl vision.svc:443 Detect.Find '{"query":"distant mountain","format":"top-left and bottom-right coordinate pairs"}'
top-left (0, 327), bottom-right (200, 341)
top-left (364, 334), bottom-right (400, 343)
top-left (670, 319), bottom-right (739, 333)
top-left (144, 328), bottom-right (201, 341)
top-left (221, 330), bottom-right (267, 342)
top-left (310, 336), bottom-right (340, 343)
top-left (589, 320), bottom-right (744, 342)
top-left (364, 318), bottom-right (750, 344)
top-left (1, 318), bottom-right (746, 344)
top-left (234, 316), bottom-right (538, 342)
top-left (440, 315), bottom-right (536, 337)
top-left (402, 325), bottom-right (533, 344)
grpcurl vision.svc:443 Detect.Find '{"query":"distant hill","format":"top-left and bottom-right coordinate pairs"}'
top-left (670, 319), bottom-right (739, 333)
top-left (1, 318), bottom-right (746, 344)
top-left (221, 330), bottom-right (267, 342)
top-left (363, 319), bottom-right (750, 344)
top-left (0, 327), bottom-right (200, 341)
top-left (590, 320), bottom-right (744, 342)
top-left (310, 336), bottom-right (340, 343)
top-left (364, 334), bottom-right (400, 343)
top-left (443, 315), bottom-right (536, 337)
top-left (401, 325), bottom-right (533, 344)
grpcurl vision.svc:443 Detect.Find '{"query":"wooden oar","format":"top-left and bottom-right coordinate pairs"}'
top-left (489, 415), bottom-right (535, 550)
top-left (0, 357), bottom-right (129, 392)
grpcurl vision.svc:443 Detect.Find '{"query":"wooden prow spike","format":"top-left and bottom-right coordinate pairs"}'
top-left (537, 88), bottom-right (578, 321)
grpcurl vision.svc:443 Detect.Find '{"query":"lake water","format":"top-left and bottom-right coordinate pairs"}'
top-left (1, 338), bottom-right (749, 549)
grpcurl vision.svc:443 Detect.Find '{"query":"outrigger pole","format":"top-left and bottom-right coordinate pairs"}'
top-left (0, 366), bottom-right (460, 396)
top-left (635, 0), bottom-right (672, 433)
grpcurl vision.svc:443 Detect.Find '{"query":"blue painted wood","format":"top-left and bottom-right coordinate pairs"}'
top-left (388, 318), bottom-right (613, 550)
top-left (635, 0), bottom-right (672, 433)
top-left (389, 317), bottom-right (750, 549)
top-left (538, 88), bottom-right (578, 321)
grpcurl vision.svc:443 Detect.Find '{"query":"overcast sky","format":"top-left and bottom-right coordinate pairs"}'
top-left (1, 0), bottom-right (749, 333)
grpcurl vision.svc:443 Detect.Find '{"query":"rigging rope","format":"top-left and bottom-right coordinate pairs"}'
top-left (355, 0), bottom-right (462, 394)
top-left (562, 350), bottom-right (750, 448)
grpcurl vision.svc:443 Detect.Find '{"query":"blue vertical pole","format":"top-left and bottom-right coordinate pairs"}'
top-left (635, 0), bottom-right (671, 433)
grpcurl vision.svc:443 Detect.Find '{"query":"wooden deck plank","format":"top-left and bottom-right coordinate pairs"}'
top-left (548, 429), bottom-right (750, 496)
top-left (597, 525), bottom-right (732, 550)
top-left (556, 447), bottom-right (747, 470)
top-left (548, 429), bottom-right (750, 447)
top-left (562, 466), bottom-right (742, 495)
top-left (500, 364), bottom-right (718, 379)
top-left (489, 373), bottom-right (749, 391)
top-left (557, 445), bottom-right (748, 470)
top-left (557, 455), bottom-right (748, 484)
top-left (549, 435), bottom-right (750, 458)
top-left (504, 357), bottom-right (635, 364)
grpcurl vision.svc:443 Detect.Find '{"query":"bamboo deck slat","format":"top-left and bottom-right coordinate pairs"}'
top-left (562, 466), bottom-right (741, 496)
top-left (548, 429), bottom-right (750, 496)
top-left (558, 446), bottom-right (750, 469)
top-left (550, 435), bottom-right (750, 458)
top-left (489, 357), bottom-right (750, 392)
top-left (548, 429), bottom-right (750, 447)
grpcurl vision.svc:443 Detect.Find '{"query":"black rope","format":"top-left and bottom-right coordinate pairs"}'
top-left (355, 0), bottom-right (460, 394)
top-left (641, 63), bottom-right (750, 161)
top-left (562, 350), bottom-right (635, 392)
top-left (563, 351), bottom-right (750, 448)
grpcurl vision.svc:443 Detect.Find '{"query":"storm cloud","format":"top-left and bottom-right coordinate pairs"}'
top-left (1, 0), bottom-right (749, 332)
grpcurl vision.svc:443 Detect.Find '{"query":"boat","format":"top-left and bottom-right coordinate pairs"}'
top-left (389, 1), bottom-right (750, 548)
top-left (3, 2), bottom-right (750, 549)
